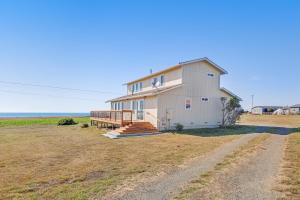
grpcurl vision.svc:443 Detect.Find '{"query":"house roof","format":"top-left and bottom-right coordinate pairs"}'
top-left (106, 84), bottom-right (183, 102)
top-left (125, 57), bottom-right (228, 85)
top-left (220, 87), bottom-right (242, 101)
top-left (291, 104), bottom-right (300, 108)
top-left (108, 85), bottom-right (240, 103)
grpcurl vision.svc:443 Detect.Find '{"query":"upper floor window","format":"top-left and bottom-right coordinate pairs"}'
top-left (160, 75), bottom-right (165, 86)
top-left (208, 73), bottom-right (214, 77)
top-left (152, 75), bottom-right (165, 88)
top-left (152, 77), bottom-right (158, 88)
top-left (139, 82), bottom-right (143, 90)
top-left (131, 82), bottom-right (143, 93)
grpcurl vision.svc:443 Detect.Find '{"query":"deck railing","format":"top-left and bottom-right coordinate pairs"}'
top-left (90, 110), bottom-right (133, 126)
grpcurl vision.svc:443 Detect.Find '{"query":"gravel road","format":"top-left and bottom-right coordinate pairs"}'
top-left (189, 134), bottom-right (287, 200)
top-left (108, 133), bottom-right (259, 200)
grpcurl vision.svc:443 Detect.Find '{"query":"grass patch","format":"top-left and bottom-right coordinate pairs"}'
top-left (173, 125), bottom-right (261, 137)
top-left (0, 117), bottom-right (90, 127)
top-left (175, 134), bottom-right (270, 200)
top-left (277, 133), bottom-right (300, 198)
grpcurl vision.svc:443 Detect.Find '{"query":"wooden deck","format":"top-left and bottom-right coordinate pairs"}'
top-left (90, 110), bottom-right (159, 134)
top-left (90, 110), bottom-right (133, 127)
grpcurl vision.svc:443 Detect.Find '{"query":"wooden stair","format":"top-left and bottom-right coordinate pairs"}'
top-left (116, 122), bottom-right (159, 134)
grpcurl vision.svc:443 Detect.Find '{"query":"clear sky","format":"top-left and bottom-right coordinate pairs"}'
top-left (0, 0), bottom-right (299, 112)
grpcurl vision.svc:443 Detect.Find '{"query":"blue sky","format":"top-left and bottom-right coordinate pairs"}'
top-left (0, 0), bottom-right (299, 112)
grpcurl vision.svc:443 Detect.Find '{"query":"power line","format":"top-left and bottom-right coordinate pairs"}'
top-left (0, 89), bottom-right (104, 102)
top-left (0, 80), bottom-right (122, 95)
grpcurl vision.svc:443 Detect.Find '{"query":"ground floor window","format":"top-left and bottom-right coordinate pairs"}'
top-left (185, 98), bottom-right (192, 110)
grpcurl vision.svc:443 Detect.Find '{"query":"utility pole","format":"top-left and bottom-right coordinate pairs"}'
top-left (251, 94), bottom-right (254, 111)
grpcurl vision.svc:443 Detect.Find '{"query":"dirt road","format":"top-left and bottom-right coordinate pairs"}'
top-left (108, 133), bottom-right (259, 200)
top-left (188, 134), bottom-right (286, 200)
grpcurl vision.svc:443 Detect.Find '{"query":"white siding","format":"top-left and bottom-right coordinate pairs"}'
top-left (144, 96), bottom-right (158, 128)
top-left (127, 67), bottom-right (183, 94)
top-left (290, 107), bottom-right (300, 114)
top-left (251, 107), bottom-right (263, 115)
top-left (157, 61), bottom-right (229, 130)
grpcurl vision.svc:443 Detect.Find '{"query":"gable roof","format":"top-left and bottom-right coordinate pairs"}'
top-left (125, 57), bottom-right (228, 85)
top-left (220, 87), bottom-right (242, 101)
top-left (106, 84), bottom-right (183, 102)
top-left (179, 57), bottom-right (228, 74)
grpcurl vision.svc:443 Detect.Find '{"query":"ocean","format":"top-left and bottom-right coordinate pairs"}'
top-left (0, 113), bottom-right (90, 118)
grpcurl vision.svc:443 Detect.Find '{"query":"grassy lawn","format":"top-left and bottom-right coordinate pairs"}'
top-left (177, 125), bottom-right (258, 137)
top-left (277, 133), bottom-right (300, 199)
top-left (0, 123), bottom-right (246, 199)
top-left (0, 117), bottom-right (90, 127)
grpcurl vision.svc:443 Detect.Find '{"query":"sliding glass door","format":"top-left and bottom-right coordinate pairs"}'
top-left (131, 99), bottom-right (144, 120)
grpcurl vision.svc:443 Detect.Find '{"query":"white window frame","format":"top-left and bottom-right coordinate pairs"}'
top-left (185, 98), bottom-right (192, 110)
top-left (152, 77), bottom-right (158, 88)
top-left (131, 82), bottom-right (142, 93)
top-left (111, 102), bottom-right (114, 110)
top-left (152, 75), bottom-right (165, 88)
top-left (139, 100), bottom-right (144, 110)
top-left (160, 75), bottom-right (165, 86)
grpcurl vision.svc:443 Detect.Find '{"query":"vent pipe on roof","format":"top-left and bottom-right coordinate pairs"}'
top-left (150, 69), bottom-right (153, 74)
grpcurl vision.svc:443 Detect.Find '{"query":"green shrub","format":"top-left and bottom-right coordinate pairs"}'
top-left (57, 118), bottom-right (77, 126)
top-left (81, 123), bottom-right (89, 128)
top-left (175, 123), bottom-right (184, 132)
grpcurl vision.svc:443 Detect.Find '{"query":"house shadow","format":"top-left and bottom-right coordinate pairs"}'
top-left (174, 125), bottom-right (299, 137)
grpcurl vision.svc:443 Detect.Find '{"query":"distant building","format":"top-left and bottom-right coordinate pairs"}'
top-left (251, 106), bottom-right (283, 115)
top-left (290, 104), bottom-right (300, 114)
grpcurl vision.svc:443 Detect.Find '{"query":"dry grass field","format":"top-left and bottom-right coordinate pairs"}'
top-left (277, 133), bottom-right (300, 199)
top-left (1, 115), bottom-right (299, 199)
top-left (0, 124), bottom-right (239, 199)
top-left (239, 114), bottom-right (300, 128)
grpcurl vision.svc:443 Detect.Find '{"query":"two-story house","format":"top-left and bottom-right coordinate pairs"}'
top-left (91, 57), bottom-right (240, 135)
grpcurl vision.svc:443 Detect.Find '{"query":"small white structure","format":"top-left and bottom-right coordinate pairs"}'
top-left (273, 109), bottom-right (285, 115)
top-left (290, 104), bottom-right (300, 114)
top-left (251, 106), bottom-right (282, 115)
